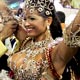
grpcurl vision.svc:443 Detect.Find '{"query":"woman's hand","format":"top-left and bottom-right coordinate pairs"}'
top-left (0, 20), bottom-right (18, 41)
top-left (63, 10), bottom-right (80, 47)
top-left (14, 25), bottom-right (27, 44)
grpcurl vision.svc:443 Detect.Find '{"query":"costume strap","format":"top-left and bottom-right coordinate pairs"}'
top-left (46, 47), bottom-right (61, 80)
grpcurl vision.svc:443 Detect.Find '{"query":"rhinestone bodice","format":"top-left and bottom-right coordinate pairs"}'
top-left (8, 37), bottom-right (60, 80)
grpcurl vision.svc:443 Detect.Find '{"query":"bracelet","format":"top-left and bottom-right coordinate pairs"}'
top-left (63, 24), bottom-right (80, 47)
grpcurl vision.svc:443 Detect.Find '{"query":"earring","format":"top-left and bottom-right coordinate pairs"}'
top-left (47, 25), bottom-right (50, 34)
top-left (47, 25), bottom-right (50, 30)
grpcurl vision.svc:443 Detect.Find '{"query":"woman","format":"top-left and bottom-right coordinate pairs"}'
top-left (7, 0), bottom-right (80, 80)
top-left (16, 8), bottom-right (23, 17)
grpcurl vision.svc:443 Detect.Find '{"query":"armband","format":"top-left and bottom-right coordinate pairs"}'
top-left (63, 25), bottom-right (80, 47)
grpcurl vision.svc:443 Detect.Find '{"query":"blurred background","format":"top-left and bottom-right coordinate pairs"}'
top-left (5, 0), bottom-right (24, 9)
top-left (5, 0), bottom-right (79, 27)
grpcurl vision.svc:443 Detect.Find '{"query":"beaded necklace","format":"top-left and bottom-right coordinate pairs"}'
top-left (21, 36), bottom-right (53, 58)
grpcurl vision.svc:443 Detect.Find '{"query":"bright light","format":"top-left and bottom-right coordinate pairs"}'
top-left (8, 2), bottom-right (20, 9)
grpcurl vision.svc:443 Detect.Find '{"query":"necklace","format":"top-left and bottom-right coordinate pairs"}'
top-left (19, 29), bottom-right (55, 61)
top-left (23, 37), bottom-right (53, 58)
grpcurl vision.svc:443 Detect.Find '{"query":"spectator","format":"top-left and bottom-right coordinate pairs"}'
top-left (56, 11), bottom-right (66, 31)
top-left (0, 0), bottom-right (27, 79)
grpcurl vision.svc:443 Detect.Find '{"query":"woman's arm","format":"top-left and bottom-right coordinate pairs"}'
top-left (63, 10), bottom-right (80, 47)
top-left (61, 10), bottom-right (80, 61)
top-left (14, 25), bottom-right (27, 45)
top-left (52, 10), bottom-right (80, 76)
top-left (0, 19), bottom-right (18, 57)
